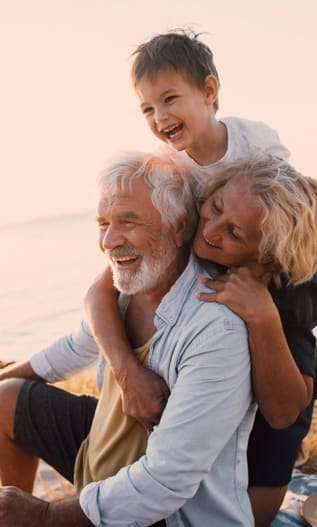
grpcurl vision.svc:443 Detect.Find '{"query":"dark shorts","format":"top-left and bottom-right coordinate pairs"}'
top-left (13, 380), bottom-right (98, 482)
top-left (248, 401), bottom-right (314, 487)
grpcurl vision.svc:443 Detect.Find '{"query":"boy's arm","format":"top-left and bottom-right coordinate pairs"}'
top-left (84, 267), bottom-right (170, 429)
top-left (198, 266), bottom-right (313, 429)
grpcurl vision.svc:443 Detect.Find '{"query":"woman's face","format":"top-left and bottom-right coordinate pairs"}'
top-left (193, 176), bottom-right (264, 268)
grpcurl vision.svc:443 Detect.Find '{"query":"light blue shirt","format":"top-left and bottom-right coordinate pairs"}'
top-left (31, 253), bottom-right (256, 527)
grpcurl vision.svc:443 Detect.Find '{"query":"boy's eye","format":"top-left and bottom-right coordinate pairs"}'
top-left (142, 106), bottom-right (153, 115)
top-left (165, 95), bottom-right (176, 103)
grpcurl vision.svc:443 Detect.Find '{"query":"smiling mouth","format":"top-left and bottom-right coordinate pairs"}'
top-left (203, 235), bottom-right (220, 249)
top-left (161, 123), bottom-right (183, 139)
top-left (111, 255), bottom-right (139, 266)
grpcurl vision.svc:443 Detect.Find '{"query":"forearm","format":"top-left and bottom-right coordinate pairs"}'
top-left (84, 270), bottom-right (139, 382)
top-left (247, 304), bottom-right (313, 428)
top-left (0, 360), bottom-right (44, 382)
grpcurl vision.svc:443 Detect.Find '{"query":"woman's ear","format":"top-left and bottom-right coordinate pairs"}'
top-left (204, 75), bottom-right (219, 107)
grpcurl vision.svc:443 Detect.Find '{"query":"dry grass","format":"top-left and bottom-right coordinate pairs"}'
top-left (54, 364), bottom-right (99, 396)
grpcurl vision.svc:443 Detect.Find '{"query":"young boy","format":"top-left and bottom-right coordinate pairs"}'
top-left (84, 30), bottom-right (316, 527)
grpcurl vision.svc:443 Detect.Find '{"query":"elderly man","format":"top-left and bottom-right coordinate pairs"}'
top-left (0, 151), bottom-right (254, 527)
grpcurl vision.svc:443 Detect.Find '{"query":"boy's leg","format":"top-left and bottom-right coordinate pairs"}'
top-left (0, 378), bottom-right (97, 492)
top-left (0, 378), bottom-right (38, 491)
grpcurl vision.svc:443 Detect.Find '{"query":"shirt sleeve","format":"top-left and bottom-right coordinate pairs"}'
top-left (30, 319), bottom-right (99, 382)
top-left (246, 120), bottom-right (290, 161)
top-left (79, 320), bottom-right (253, 527)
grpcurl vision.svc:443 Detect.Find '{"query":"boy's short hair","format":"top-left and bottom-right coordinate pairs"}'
top-left (131, 28), bottom-right (220, 112)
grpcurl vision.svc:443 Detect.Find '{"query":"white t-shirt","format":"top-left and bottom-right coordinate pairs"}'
top-left (177, 116), bottom-right (290, 187)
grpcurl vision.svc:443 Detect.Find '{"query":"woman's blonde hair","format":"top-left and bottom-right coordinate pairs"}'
top-left (197, 156), bottom-right (317, 285)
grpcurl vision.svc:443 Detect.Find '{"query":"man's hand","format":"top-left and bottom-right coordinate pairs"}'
top-left (197, 264), bottom-right (275, 325)
top-left (119, 365), bottom-right (170, 430)
top-left (0, 487), bottom-right (48, 527)
top-left (0, 487), bottom-right (93, 527)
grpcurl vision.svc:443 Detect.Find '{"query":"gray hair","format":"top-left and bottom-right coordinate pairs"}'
top-left (197, 156), bottom-right (317, 285)
top-left (98, 150), bottom-right (197, 244)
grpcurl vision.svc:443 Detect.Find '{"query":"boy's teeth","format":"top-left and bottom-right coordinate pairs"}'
top-left (163, 123), bottom-right (183, 138)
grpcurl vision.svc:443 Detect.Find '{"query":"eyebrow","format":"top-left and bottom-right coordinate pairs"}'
top-left (95, 210), bottom-right (140, 224)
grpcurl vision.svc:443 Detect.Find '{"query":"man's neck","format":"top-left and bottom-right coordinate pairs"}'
top-left (186, 119), bottom-right (227, 166)
top-left (125, 247), bottom-right (190, 348)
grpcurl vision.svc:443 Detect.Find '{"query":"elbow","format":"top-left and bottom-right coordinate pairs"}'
top-left (264, 400), bottom-right (312, 430)
top-left (266, 412), bottom-right (298, 430)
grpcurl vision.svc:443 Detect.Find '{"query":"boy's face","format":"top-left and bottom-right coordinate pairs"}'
top-left (136, 70), bottom-right (216, 156)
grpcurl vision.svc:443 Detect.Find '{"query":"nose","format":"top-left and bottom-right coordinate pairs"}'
top-left (202, 218), bottom-right (222, 243)
top-left (153, 106), bottom-right (168, 125)
top-left (99, 224), bottom-right (125, 252)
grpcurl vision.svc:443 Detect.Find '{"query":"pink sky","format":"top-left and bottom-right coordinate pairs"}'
top-left (1, 0), bottom-right (316, 225)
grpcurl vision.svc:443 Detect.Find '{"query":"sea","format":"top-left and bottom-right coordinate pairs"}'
top-left (0, 213), bottom-right (104, 362)
top-left (1, 213), bottom-right (316, 363)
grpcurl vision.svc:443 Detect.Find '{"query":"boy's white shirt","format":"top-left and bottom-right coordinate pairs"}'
top-left (176, 116), bottom-right (290, 185)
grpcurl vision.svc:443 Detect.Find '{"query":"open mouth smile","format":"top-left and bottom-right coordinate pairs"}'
top-left (111, 255), bottom-right (140, 266)
top-left (161, 123), bottom-right (183, 140)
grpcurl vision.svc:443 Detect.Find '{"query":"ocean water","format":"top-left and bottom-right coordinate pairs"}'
top-left (0, 213), bottom-right (104, 362)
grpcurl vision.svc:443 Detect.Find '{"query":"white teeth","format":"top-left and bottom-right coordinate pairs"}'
top-left (112, 255), bottom-right (138, 262)
top-left (163, 124), bottom-right (179, 133)
top-left (203, 236), bottom-right (219, 248)
top-left (161, 123), bottom-right (183, 138)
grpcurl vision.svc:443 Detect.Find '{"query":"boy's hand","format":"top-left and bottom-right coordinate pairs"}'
top-left (197, 264), bottom-right (275, 325)
top-left (119, 364), bottom-right (170, 430)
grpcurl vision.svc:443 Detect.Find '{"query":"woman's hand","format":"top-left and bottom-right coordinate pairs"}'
top-left (197, 264), bottom-right (274, 324)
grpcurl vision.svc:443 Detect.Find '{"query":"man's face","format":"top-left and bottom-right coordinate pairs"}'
top-left (136, 70), bottom-right (213, 156)
top-left (193, 176), bottom-right (264, 268)
top-left (97, 177), bottom-right (178, 294)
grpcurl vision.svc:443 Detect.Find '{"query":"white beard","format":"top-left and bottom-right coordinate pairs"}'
top-left (108, 229), bottom-right (177, 294)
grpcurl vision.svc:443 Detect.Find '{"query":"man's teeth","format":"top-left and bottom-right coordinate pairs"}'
top-left (113, 255), bottom-right (138, 262)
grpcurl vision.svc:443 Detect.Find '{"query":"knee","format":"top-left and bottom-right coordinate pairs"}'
top-left (0, 378), bottom-right (25, 434)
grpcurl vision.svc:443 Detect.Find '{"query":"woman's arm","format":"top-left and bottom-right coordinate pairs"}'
top-left (84, 267), bottom-right (170, 429)
top-left (197, 265), bottom-right (313, 429)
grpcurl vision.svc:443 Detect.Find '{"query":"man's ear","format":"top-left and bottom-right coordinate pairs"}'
top-left (204, 75), bottom-right (218, 107)
top-left (173, 219), bottom-right (189, 248)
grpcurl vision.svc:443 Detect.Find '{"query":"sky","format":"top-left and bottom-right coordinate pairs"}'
top-left (0, 0), bottom-right (316, 226)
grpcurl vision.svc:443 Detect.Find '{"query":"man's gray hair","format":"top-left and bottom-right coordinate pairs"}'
top-left (98, 150), bottom-right (197, 243)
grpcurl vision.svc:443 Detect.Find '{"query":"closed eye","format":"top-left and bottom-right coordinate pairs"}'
top-left (228, 225), bottom-right (241, 241)
top-left (212, 200), bottom-right (222, 214)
